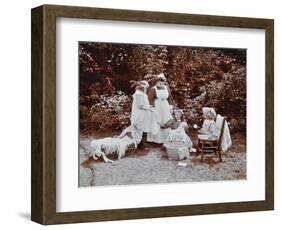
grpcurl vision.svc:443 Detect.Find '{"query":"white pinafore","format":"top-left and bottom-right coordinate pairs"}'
top-left (147, 86), bottom-right (173, 144)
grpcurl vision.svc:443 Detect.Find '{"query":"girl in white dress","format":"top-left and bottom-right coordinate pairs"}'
top-left (131, 80), bottom-right (154, 148)
top-left (147, 73), bottom-right (175, 144)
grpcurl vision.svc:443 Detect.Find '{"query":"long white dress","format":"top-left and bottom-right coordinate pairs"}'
top-left (147, 86), bottom-right (173, 143)
top-left (131, 89), bottom-right (153, 133)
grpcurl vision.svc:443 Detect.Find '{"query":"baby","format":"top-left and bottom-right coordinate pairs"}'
top-left (198, 107), bottom-right (218, 137)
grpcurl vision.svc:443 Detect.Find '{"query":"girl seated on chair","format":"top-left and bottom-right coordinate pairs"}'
top-left (198, 107), bottom-right (218, 137)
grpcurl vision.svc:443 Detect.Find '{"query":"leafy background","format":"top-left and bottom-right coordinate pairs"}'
top-left (79, 42), bottom-right (246, 134)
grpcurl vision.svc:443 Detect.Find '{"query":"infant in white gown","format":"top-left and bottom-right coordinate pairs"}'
top-left (198, 107), bottom-right (218, 137)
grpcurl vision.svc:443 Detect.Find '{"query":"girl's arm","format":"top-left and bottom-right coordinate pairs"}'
top-left (167, 86), bottom-right (176, 105)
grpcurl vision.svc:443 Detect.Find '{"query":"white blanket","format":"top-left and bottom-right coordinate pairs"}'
top-left (216, 114), bottom-right (232, 152)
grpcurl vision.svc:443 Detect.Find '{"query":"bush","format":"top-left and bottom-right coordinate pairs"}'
top-left (80, 91), bottom-right (132, 132)
top-left (79, 42), bottom-right (246, 133)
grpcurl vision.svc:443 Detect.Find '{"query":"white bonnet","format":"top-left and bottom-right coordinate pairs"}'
top-left (139, 80), bottom-right (149, 88)
top-left (202, 107), bottom-right (217, 120)
top-left (156, 73), bottom-right (166, 82)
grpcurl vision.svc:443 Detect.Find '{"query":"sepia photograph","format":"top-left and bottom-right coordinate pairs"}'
top-left (79, 42), bottom-right (247, 187)
top-left (29, 3), bottom-right (274, 224)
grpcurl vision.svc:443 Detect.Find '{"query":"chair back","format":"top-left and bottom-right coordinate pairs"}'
top-left (218, 118), bottom-right (225, 147)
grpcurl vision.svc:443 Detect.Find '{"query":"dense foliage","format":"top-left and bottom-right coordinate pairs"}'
top-left (79, 42), bottom-right (246, 134)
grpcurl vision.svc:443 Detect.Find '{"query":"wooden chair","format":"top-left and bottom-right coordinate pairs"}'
top-left (198, 117), bottom-right (226, 162)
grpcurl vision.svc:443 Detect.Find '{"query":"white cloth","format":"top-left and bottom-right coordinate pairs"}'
top-left (119, 125), bottom-right (143, 146)
top-left (131, 90), bottom-right (153, 133)
top-left (90, 136), bottom-right (136, 160)
top-left (147, 86), bottom-right (173, 144)
top-left (216, 114), bottom-right (232, 152)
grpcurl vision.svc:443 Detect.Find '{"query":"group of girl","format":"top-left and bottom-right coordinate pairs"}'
top-left (131, 73), bottom-right (189, 148)
top-left (131, 73), bottom-right (224, 150)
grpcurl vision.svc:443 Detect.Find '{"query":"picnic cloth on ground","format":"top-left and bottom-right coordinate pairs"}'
top-left (216, 114), bottom-right (232, 152)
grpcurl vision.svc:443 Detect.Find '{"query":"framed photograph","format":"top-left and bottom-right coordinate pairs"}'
top-left (31, 4), bottom-right (274, 225)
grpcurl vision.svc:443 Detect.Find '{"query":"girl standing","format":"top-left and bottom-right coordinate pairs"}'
top-left (131, 80), bottom-right (154, 148)
top-left (147, 73), bottom-right (175, 144)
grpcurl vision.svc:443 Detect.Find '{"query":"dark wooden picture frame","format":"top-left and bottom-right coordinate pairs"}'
top-left (31, 4), bottom-right (274, 225)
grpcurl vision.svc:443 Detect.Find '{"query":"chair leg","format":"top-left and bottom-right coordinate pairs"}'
top-left (218, 149), bottom-right (222, 162)
top-left (200, 142), bottom-right (204, 162)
